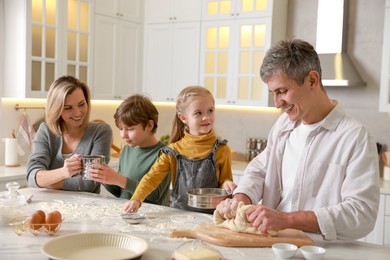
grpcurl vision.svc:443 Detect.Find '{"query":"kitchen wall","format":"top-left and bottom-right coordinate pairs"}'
top-left (1, 0), bottom-right (390, 172)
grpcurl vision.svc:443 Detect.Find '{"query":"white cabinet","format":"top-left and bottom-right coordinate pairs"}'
top-left (379, 0), bottom-right (390, 112)
top-left (3, 0), bottom-right (92, 98)
top-left (94, 0), bottom-right (143, 23)
top-left (360, 189), bottom-right (390, 245)
top-left (142, 0), bottom-right (202, 102)
top-left (93, 15), bottom-right (142, 100)
top-left (384, 194), bottom-right (390, 245)
top-left (143, 23), bottom-right (201, 102)
top-left (199, 0), bottom-right (287, 107)
top-left (202, 0), bottom-right (274, 21)
top-left (146, 0), bottom-right (201, 23)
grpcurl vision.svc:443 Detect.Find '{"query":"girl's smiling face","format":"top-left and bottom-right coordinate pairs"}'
top-left (178, 95), bottom-right (215, 136)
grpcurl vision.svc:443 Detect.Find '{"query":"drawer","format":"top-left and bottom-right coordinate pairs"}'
top-left (386, 194), bottom-right (390, 216)
top-left (384, 216), bottom-right (390, 245)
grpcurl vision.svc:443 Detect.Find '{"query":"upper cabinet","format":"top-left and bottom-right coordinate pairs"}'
top-left (146, 0), bottom-right (202, 24)
top-left (199, 0), bottom-right (287, 107)
top-left (380, 0), bottom-right (390, 112)
top-left (202, 0), bottom-right (273, 21)
top-left (3, 0), bottom-right (92, 98)
top-left (142, 0), bottom-right (202, 102)
top-left (92, 0), bottom-right (143, 100)
top-left (94, 0), bottom-right (143, 23)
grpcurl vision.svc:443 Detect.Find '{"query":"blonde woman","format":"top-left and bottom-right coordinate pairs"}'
top-left (26, 76), bottom-right (112, 193)
top-left (124, 86), bottom-right (236, 213)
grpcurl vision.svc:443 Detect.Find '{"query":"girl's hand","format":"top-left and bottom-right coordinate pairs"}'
top-left (62, 154), bottom-right (82, 178)
top-left (124, 200), bottom-right (141, 213)
top-left (222, 180), bottom-right (237, 194)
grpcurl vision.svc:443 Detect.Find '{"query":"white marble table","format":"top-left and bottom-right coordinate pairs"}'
top-left (1, 188), bottom-right (389, 260)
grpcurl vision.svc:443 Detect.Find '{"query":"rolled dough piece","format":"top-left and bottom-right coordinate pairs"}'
top-left (213, 201), bottom-right (278, 236)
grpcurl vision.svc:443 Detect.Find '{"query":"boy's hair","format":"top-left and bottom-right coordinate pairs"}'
top-left (45, 75), bottom-right (91, 136)
top-left (114, 94), bottom-right (159, 133)
top-left (170, 86), bottom-right (215, 143)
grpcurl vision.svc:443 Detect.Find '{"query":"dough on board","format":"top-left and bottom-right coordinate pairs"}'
top-left (213, 201), bottom-right (278, 236)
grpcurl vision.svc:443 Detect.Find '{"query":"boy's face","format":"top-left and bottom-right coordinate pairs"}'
top-left (117, 120), bottom-right (155, 148)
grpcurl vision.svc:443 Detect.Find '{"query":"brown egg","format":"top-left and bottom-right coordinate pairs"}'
top-left (35, 210), bottom-right (46, 220)
top-left (45, 210), bottom-right (62, 231)
top-left (28, 213), bottom-right (44, 230)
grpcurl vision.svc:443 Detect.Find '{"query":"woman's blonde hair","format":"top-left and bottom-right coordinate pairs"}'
top-left (45, 75), bottom-right (91, 136)
top-left (170, 86), bottom-right (215, 143)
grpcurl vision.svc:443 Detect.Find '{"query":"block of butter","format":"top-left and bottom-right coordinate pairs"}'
top-left (171, 240), bottom-right (222, 260)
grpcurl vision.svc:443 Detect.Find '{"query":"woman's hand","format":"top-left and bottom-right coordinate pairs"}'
top-left (62, 154), bottom-right (82, 178)
top-left (124, 200), bottom-right (141, 213)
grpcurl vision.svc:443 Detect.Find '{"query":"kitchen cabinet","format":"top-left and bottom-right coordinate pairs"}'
top-left (145, 0), bottom-right (201, 24)
top-left (142, 0), bottom-right (202, 102)
top-left (0, 166), bottom-right (28, 192)
top-left (202, 0), bottom-right (273, 21)
top-left (94, 0), bottom-right (143, 23)
top-left (92, 14), bottom-right (142, 100)
top-left (199, 0), bottom-right (287, 107)
top-left (379, 0), bottom-right (390, 112)
top-left (359, 181), bottom-right (390, 246)
top-left (3, 0), bottom-right (92, 98)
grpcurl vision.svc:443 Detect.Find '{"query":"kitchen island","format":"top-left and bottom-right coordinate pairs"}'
top-left (0, 188), bottom-right (389, 259)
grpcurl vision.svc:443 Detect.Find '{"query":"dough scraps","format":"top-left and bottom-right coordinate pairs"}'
top-left (213, 201), bottom-right (277, 236)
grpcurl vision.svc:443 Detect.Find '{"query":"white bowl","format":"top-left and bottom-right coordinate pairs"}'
top-left (300, 245), bottom-right (326, 260)
top-left (41, 232), bottom-right (148, 260)
top-left (272, 243), bottom-right (298, 259)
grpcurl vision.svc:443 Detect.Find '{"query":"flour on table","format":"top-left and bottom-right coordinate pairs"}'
top-left (213, 201), bottom-right (278, 236)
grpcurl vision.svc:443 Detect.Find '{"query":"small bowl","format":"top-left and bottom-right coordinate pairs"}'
top-left (121, 213), bottom-right (145, 224)
top-left (300, 245), bottom-right (326, 260)
top-left (272, 243), bottom-right (298, 259)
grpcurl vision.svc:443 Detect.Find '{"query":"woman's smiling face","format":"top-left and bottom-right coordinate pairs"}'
top-left (61, 88), bottom-right (88, 129)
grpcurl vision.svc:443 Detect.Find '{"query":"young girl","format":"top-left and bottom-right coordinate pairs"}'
top-left (26, 76), bottom-right (112, 194)
top-left (124, 86), bottom-right (236, 213)
top-left (88, 94), bottom-right (171, 206)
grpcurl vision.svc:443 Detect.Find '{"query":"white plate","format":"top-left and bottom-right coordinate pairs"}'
top-left (41, 232), bottom-right (149, 260)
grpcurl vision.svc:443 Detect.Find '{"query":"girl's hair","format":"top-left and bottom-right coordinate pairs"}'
top-left (114, 94), bottom-right (159, 133)
top-left (45, 75), bottom-right (91, 136)
top-left (170, 86), bottom-right (215, 143)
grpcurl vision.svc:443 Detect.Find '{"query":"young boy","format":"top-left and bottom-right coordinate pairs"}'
top-left (88, 94), bottom-right (171, 206)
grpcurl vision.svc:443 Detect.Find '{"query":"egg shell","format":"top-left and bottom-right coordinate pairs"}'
top-left (45, 211), bottom-right (62, 231)
top-left (35, 210), bottom-right (46, 220)
top-left (29, 213), bottom-right (44, 230)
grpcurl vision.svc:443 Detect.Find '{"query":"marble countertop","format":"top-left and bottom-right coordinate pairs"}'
top-left (0, 188), bottom-right (389, 259)
top-left (2, 160), bottom-right (390, 194)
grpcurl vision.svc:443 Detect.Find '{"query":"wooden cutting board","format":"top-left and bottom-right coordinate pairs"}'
top-left (169, 224), bottom-right (314, 247)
